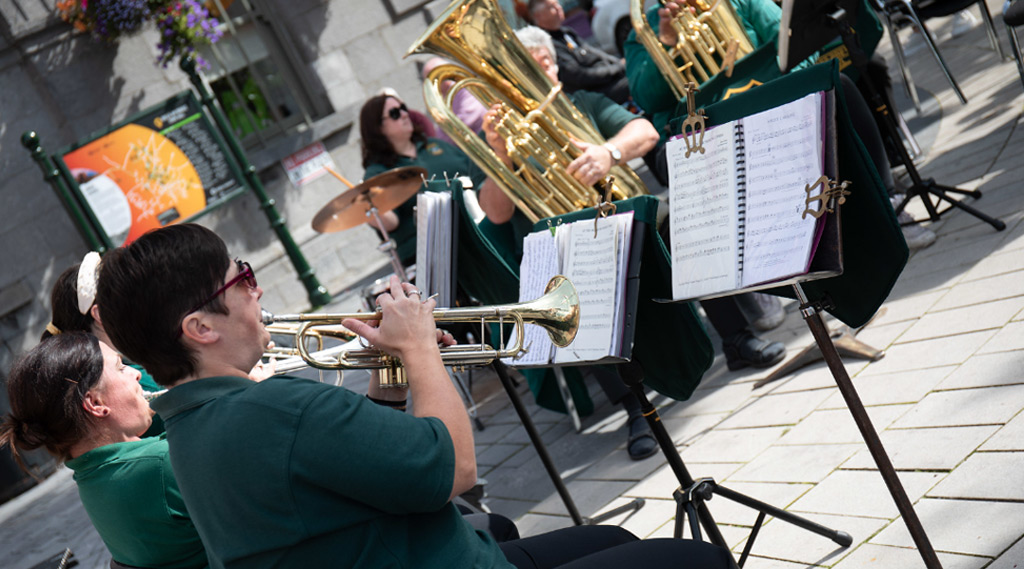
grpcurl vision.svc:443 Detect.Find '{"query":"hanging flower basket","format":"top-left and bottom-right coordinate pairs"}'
top-left (56, 0), bottom-right (224, 68)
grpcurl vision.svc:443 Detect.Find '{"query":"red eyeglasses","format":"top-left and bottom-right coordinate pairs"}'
top-left (183, 260), bottom-right (257, 319)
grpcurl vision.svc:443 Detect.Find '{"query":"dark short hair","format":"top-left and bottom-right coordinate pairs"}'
top-left (0, 333), bottom-right (104, 470)
top-left (42, 264), bottom-right (95, 340)
top-left (97, 224), bottom-right (231, 386)
top-left (359, 94), bottom-right (426, 169)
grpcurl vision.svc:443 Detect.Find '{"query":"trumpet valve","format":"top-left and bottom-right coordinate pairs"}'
top-left (379, 355), bottom-right (408, 389)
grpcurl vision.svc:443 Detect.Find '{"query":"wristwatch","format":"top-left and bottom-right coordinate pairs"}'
top-left (603, 142), bottom-right (622, 165)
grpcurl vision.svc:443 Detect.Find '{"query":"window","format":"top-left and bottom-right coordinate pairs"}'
top-left (198, 0), bottom-right (321, 149)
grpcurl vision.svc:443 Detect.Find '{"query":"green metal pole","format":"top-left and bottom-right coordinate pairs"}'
top-left (21, 131), bottom-right (111, 253)
top-left (180, 56), bottom-right (332, 308)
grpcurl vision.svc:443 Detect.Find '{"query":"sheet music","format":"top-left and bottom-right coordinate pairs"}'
top-left (505, 230), bottom-right (561, 366)
top-left (740, 92), bottom-right (823, 287)
top-left (609, 212), bottom-right (634, 354)
top-left (667, 125), bottom-right (741, 299)
top-left (415, 192), bottom-right (454, 306)
top-left (553, 216), bottom-right (620, 364)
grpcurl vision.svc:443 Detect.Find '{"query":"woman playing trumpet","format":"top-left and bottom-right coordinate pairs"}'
top-left (0, 332), bottom-right (209, 569)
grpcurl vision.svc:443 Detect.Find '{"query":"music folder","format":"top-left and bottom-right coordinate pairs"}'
top-left (665, 89), bottom-right (843, 303)
top-left (509, 210), bottom-right (645, 368)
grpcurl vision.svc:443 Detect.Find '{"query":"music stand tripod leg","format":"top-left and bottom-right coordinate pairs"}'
top-left (793, 284), bottom-right (943, 569)
top-left (827, 9), bottom-right (1006, 232)
top-left (617, 362), bottom-right (849, 567)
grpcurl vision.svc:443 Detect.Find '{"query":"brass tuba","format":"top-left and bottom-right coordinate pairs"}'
top-left (406, 0), bottom-right (648, 224)
top-left (630, 0), bottom-right (755, 101)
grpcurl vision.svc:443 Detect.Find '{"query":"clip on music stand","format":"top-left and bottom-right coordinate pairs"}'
top-left (779, 0), bottom-right (1004, 231)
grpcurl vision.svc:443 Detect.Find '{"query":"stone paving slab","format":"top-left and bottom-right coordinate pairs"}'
top-left (842, 425), bottom-right (999, 470)
top-left (890, 384), bottom-right (1024, 428)
top-left (987, 537), bottom-right (1024, 569)
top-left (931, 270), bottom-right (1024, 312)
top-left (870, 498), bottom-right (1024, 558)
top-left (736, 512), bottom-right (889, 567)
top-left (831, 543), bottom-right (989, 569)
top-left (862, 330), bottom-right (995, 375)
top-left (715, 388), bottom-right (837, 430)
top-left (979, 409), bottom-right (1024, 451)
top-left (936, 349), bottom-right (1024, 389)
top-left (726, 444), bottom-right (863, 484)
top-left (788, 470), bottom-right (943, 519)
top-left (976, 324), bottom-right (1024, 355)
top-left (680, 426), bottom-right (788, 463)
top-left (819, 367), bottom-right (955, 408)
top-left (927, 451), bottom-right (1024, 501)
top-left (898, 297), bottom-right (1024, 343)
top-left (777, 405), bottom-right (912, 446)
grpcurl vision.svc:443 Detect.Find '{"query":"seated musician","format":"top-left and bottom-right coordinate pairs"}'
top-left (525, 0), bottom-right (632, 104)
top-left (359, 92), bottom-right (494, 264)
top-left (625, 0), bottom-right (935, 249)
top-left (0, 332), bottom-right (209, 569)
top-left (95, 222), bottom-right (732, 568)
top-left (485, 26), bottom-right (786, 375)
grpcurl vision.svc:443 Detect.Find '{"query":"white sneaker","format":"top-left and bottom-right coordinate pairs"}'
top-left (950, 9), bottom-right (979, 38)
top-left (897, 210), bottom-right (937, 250)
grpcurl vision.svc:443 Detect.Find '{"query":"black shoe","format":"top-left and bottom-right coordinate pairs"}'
top-left (627, 415), bottom-right (658, 460)
top-left (723, 332), bottom-right (786, 371)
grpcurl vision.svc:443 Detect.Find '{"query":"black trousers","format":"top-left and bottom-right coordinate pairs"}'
top-left (499, 525), bottom-right (732, 569)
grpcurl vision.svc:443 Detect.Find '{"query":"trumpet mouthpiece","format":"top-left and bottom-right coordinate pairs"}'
top-left (261, 309), bottom-right (275, 325)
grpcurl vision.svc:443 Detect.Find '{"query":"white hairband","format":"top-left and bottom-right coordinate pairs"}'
top-left (77, 251), bottom-right (101, 315)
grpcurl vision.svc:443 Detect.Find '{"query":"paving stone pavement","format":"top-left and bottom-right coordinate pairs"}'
top-left (2, 4), bottom-right (1024, 567)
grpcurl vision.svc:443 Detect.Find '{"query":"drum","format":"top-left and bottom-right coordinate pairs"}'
top-left (361, 265), bottom-right (416, 311)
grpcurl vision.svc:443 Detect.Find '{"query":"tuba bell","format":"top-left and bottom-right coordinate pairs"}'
top-left (406, 0), bottom-right (649, 224)
top-left (630, 0), bottom-right (755, 101)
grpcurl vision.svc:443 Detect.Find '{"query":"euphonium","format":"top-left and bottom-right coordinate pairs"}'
top-left (630, 0), bottom-right (755, 100)
top-left (261, 276), bottom-right (580, 387)
top-left (406, 0), bottom-right (648, 224)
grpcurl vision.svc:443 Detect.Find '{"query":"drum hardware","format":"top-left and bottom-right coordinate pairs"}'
top-left (261, 275), bottom-right (580, 388)
top-left (312, 165), bottom-right (428, 282)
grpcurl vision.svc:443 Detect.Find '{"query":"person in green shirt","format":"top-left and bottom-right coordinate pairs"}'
top-left (96, 223), bottom-right (732, 569)
top-left (0, 332), bottom-right (208, 569)
top-left (360, 93), bottom-right (492, 264)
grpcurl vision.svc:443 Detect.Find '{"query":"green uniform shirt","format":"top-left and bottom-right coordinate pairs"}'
top-left (65, 436), bottom-right (207, 569)
top-left (135, 363), bottom-right (166, 437)
top-left (625, 0), bottom-right (807, 142)
top-left (151, 375), bottom-right (512, 569)
top-left (364, 138), bottom-right (487, 262)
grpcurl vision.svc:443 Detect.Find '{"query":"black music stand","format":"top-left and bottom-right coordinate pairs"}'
top-left (780, 0), bottom-right (1005, 231)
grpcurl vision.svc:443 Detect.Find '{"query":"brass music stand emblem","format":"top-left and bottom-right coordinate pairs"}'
top-left (680, 83), bottom-right (706, 158)
top-left (802, 176), bottom-right (851, 219)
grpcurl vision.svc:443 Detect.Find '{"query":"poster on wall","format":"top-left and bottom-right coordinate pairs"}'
top-left (56, 91), bottom-right (246, 246)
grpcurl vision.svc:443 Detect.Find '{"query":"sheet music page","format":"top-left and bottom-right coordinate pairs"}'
top-left (415, 193), bottom-right (433, 297)
top-left (504, 229), bottom-right (561, 366)
top-left (740, 91), bottom-right (824, 287)
top-left (554, 216), bottom-right (619, 364)
top-left (667, 124), bottom-right (741, 300)
top-left (610, 212), bottom-right (634, 356)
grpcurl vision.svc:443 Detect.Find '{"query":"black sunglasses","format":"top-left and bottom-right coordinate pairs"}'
top-left (385, 103), bottom-right (408, 121)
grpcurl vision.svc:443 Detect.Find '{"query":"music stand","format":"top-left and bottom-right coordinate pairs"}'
top-left (780, 0), bottom-right (1005, 232)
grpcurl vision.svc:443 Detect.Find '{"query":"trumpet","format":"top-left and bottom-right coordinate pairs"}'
top-left (261, 276), bottom-right (580, 387)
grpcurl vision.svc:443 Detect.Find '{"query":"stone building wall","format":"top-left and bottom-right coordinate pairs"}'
top-left (0, 0), bottom-right (524, 377)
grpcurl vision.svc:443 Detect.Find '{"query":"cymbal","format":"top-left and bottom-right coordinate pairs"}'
top-left (311, 166), bottom-right (427, 233)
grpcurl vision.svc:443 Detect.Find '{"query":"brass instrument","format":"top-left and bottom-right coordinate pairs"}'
top-left (406, 0), bottom-right (648, 224)
top-left (261, 275), bottom-right (580, 388)
top-left (630, 0), bottom-right (755, 100)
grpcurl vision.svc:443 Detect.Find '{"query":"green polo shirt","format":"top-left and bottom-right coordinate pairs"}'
top-left (364, 138), bottom-right (487, 262)
top-left (135, 363), bottom-right (166, 437)
top-left (151, 375), bottom-right (511, 569)
top-left (65, 436), bottom-right (207, 569)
